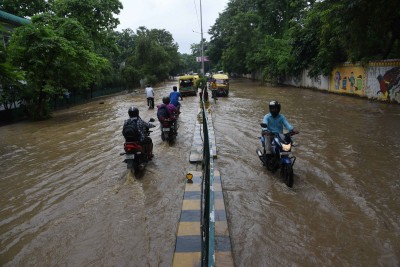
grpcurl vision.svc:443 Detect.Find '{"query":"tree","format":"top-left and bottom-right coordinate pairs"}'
top-left (7, 13), bottom-right (109, 119)
top-left (319, 0), bottom-right (400, 61)
top-left (115, 28), bottom-right (136, 64)
top-left (0, 0), bottom-right (51, 17)
top-left (287, 0), bottom-right (400, 77)
top-left (0, 25), bottom-right (25, 110)
top-left (288, 1), bottom-right (347, 77)
top-left (208, 0), bottom-right (400, 80)
top-left (53, 0), bottom-right (123, 65)
top-left (178, 53), bottom-right (198, 74)
top-left (53, 0), bottom-right (122, 40)
top-left (121, 27), bottom-right (180, 85)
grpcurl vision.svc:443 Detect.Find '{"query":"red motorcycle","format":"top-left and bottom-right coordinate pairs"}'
top-left (120, 119), bottom-right (155, 174)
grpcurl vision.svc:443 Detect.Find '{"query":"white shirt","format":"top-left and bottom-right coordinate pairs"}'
top-left (145, 87), bottom-right (154, 98)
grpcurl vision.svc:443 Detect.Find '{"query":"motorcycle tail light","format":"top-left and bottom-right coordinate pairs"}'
top-left (282, 143), bottom-right (291, 152)
top-left (124, 143), bottom-right (141, 152)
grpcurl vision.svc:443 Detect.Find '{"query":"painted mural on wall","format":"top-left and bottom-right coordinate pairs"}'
top-left (368, 65), bottom-right (400, 103)
top-left (284, 60), bottom-right (400, 104)
top-left (330, 66), bottom-right (366, 96)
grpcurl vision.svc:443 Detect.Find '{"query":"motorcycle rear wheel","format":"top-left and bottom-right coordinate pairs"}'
top-left (169, 131), bottom-right (176, 143)
top-left (281, 164), bottom-right (294, 187)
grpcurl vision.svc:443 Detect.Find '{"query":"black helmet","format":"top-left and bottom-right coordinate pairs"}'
top-left (162, 96), bottom-right (170, 104)
top-left (269, 100), bottom-right (281, 117)
top-left (173, 86), bottom-right (177, 91)
top-left (128, 106), bottom-right (139, 118)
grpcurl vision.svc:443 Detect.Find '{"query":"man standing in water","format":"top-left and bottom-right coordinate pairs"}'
top-left (210, 78), bottom-right (218, 99)
top-left (145, 84), bottom-right (155, 109)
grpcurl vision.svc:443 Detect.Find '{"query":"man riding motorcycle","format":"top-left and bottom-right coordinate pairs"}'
top-left (157, 96), bottom-right (179, 136)
top-left (157, 96), bottom-right (178, 121)
top-left (123, 106), bottom-right (155, 160)
top-left (261, 100), bottom-right (299, 154)
top-left (169, 86), bottom-right (183, 111)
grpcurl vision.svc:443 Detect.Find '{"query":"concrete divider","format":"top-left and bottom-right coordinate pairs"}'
top-left (173, 170), bottom-right (234, 266)
top-left (189, 108), bottom-right (217, 163)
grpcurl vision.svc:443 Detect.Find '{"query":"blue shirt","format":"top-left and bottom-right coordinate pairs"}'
top-left (169, 91), bottom-right (181, 106)
top-left (262, 113), bottom-right (294, 134)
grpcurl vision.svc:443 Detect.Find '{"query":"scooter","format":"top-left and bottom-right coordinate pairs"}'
top-left (256, 123), bottom-right (298, 187)
top-left (120, 119), bottom-right (155, 174)
top-left (160, 118), bottom-right (178, 143)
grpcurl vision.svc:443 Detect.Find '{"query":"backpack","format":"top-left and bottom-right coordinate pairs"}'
top-left (122, 118), bottom-right (141, 141)
top-left (157, 104), bottom-right (169, 121)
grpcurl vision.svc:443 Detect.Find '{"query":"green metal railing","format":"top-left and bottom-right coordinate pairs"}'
top-left (200, 98), bottom-right (215, 267)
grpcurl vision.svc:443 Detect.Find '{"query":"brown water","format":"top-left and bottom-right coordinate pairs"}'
top-left (1, 79), bottom-right (399, 266)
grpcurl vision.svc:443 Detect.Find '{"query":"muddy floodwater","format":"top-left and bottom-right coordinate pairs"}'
top-left (1, 79), bottom-right (399, 266)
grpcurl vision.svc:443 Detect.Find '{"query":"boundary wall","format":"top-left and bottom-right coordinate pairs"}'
top-left (283, 59), bottom-right (400, 104)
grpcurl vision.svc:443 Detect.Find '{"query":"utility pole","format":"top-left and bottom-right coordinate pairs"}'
top-left (200, 0), bottom-right (204, 75)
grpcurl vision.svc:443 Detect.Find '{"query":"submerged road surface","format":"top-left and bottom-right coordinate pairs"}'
top-left (1, 79), bottom-right (399, 266)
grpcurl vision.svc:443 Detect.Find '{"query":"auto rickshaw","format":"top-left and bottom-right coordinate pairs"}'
top-left (212, 73), bottom-right (229, 96)
top-left (178, 75), bottom-right (197, 96)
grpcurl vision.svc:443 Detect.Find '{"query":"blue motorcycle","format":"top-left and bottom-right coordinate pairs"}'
top-left (256, 123), bottom-right (298, 187)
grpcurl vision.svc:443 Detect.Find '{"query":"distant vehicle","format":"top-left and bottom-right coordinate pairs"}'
top-left (205, 72), bottom-right (211, 77)
top-left (178, 75), bottom-right (198, 96)
top-left (212, 73), bottom-right (229, 96)
top-left (217, 70), bottom-right (224, 74)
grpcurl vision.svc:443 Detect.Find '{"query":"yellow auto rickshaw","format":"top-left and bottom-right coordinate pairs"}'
top-left (178, 75), bottom-right (197, 96)
top-left (212, 73), bottom-right (229, 96)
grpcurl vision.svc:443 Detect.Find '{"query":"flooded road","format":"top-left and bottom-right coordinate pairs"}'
top-left (1, 79), bottom-right (399, 266)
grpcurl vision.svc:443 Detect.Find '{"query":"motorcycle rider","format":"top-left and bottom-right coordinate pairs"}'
top-left (124, 106), bottom-right (155, 160)
top-left (169, 86), bottom-right (183, 111)
top-left (157, 96), bottom-right (178, 121)
top-left (145, 84), bottom-right (155, 109)
top-left (157, 96), bottom-right (178, 134)
top-left (262, 100), bottom-right (298, 154)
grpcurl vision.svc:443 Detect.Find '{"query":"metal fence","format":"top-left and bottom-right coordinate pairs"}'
top-left (200, 98), bottom-right (215, 267)
top-left (0, 86), bottom-right (125, 125)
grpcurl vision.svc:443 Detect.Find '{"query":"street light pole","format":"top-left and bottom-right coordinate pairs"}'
top-left (200, 0), bottom-right (204, 75)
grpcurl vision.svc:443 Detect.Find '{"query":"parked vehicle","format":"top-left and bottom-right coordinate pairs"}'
top-left (212, 73), bottom-right (229, 96)
top-left (178, 75), bottom-right (198, 96)
top-left (256, 123), bottom-right (298, 187)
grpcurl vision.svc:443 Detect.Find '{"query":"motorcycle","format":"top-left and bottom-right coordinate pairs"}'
top-left (120, 119), bottom-right (155, 174)
top-left (160, 118), bottom-right (178, 143)
top-left (256, 123), bottom-right (298, 187)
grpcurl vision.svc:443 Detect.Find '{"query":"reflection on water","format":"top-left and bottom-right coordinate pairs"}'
top-left (1, 79), bottom-right (399, 266)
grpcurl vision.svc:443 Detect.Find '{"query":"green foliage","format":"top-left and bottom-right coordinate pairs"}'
top-left (0, 0), bottom-right (51, 17)
top-left (121, 66), bottom-right (140, 89)
top-left (207, 0), bottom-right (400, 80)
top-left (53, 0), bottom-right (122, 37)
top-left (144, 75), bottom-right (158, 87)
top-left (7, 13), bottom-right (109, 119)
top-left (195, 77), bottom-right (207, 89)
top-left (255, 36), bottom-right (292, 83)
top-left (0, 27), bottom-right (26, 109)
top-left (1, 0), bottom-right (184, 120)
top-left (121, 26), bottom-right (180, 85)
top-left (178, 53), bottom-right (198, 74)
top-left (53, 0), bottom-right (123, 64)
